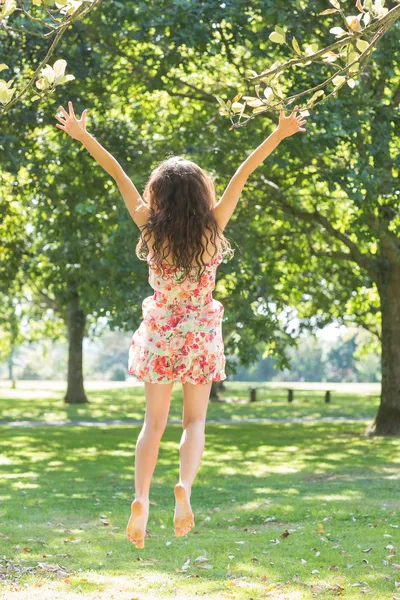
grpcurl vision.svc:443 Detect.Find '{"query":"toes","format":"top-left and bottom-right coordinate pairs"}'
top-left (127, 532), bottom-right (144, 546)
top-left (174, 522), bottom-right (194, 536)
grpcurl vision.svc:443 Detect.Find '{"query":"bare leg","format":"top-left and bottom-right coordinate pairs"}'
top-left (174, 381), bottom-right (212, 537)
top-left (126, 381), bottom-right (173, 548)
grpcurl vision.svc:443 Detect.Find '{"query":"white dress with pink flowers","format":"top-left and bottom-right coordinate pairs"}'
top-left (128, 252), bottom-right (226, 384)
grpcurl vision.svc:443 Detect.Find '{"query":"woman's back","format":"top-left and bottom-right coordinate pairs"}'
top-left (128, 248), bottom-right (225, 384)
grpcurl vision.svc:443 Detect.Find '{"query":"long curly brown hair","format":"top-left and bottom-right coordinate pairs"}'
top-left (136, 156), bottom-right (234, 280)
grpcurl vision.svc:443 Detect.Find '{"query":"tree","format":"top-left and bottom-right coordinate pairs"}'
top-left (0, 0), bottom-right (102, 115)
top-left (3, 0), bottom-right (398, 431)
top-left (213, 0), bottom-right (399, 434)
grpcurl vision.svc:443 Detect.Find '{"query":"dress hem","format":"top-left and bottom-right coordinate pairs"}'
top-left (127, 370), bottom-right (227, 385)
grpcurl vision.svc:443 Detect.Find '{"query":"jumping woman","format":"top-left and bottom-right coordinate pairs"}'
top-left (54, 100), bottom-right (307, 548)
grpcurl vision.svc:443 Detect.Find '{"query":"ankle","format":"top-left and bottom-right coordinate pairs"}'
top-left (177, 481), bottom-right (192, 495)
top-left (133, 495), bottom-right (149, 505)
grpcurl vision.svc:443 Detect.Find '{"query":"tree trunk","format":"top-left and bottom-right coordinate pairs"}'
top-left (8, 349), bottom-right (16, 389)
top-left (371, 266), bottom-right (400, 435)
top-left (64, 283), bottom-right (88, 404)
top-left (210, 380), bottom-right (225, 401)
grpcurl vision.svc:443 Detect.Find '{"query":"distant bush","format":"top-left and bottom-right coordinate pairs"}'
top-left (109, 365), bottom-right (126, 381)
top-left (19, 366), bottom-right (41, 380)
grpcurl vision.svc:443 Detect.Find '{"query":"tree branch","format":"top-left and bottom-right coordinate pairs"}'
top-left (251, 4), bottom-right (400, 82)
top-left (260, 175), bottom-right (378, 275)
top-left (1, 0), bottom-right (103, 116)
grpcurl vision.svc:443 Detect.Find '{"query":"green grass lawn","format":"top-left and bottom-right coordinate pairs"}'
top-left (0, 380), bottom-right (381, 423)
top-left (0, 411), bottom-right (399, 598)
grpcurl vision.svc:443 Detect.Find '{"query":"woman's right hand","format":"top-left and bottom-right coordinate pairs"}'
top-left (54, 100), bottom-right (88, 141)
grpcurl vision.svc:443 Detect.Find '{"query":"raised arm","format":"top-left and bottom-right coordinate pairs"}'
top-left (54, 101), bottom-right (148, 228)
top-left (213, 105), bottom-right (307, 231)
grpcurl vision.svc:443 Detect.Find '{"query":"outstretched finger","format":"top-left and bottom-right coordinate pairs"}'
top-left (81, 108), bottom-right (88, 128)
top-left (58, 105), bottom-right (69, 119)
top-left (279, 108), bottom-right (285, 119)
top-left (68, 100), bottom-right (76, 119)
top-left (54, 114), bottom-right (66, 124)
top-left (55, 123), bottom-right (66, 130)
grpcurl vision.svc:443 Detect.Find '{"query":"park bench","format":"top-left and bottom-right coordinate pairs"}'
top-left (249, 386), bottom-right (335, 404)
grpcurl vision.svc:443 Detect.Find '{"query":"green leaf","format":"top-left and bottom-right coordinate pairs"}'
top-left (252, 105), bottom-right (270, 114)
top-left (263, 87), bottom-right (274, 102)
top-left (307, 89), bottom-right (325, 107)
top-left (332, 75), bottom-right (346, 88)
top-left (231, 102), bottom-right (243, 114)
top-left (319, 8), bottom-right (338, 14)
top-left (292, 37), bottom-right (301, 55)
top-left (275, 26), bottom-right (286, 39)
top-left (269, 32), bottom-right (286, 44)
top-left (356, 39), bottom-right (369, 53)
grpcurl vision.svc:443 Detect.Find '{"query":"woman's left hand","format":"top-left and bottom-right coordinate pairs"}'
top-left (277, 105), bottom-right (307, 138)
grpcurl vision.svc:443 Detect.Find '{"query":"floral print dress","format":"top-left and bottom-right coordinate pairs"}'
top-left (128, 252), bottom-right (226, 384)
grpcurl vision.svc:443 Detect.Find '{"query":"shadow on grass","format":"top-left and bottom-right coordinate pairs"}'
top-left (0, 422), bottom-right (398, 598)
top-left (0, 382), bottom-right (380, 423)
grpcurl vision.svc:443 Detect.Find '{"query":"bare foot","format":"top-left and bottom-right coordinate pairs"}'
top-left (174, 482), bottom-right (194, 537)
top-left (126, 498), bottom-right (149, 548)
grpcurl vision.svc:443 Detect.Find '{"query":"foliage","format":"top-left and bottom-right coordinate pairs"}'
top-left (219, 0), bottom-right (400, 128)
top-left (0, 0), bottom-right (102, 115)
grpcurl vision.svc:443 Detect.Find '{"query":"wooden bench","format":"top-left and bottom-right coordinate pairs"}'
top-left (249, 387), bottom-right (334, 404)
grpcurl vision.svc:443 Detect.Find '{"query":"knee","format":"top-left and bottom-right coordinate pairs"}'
top-left (182, 416), bottom-right (206, 431)
top-left (143, 418), bottom-right (167, 437)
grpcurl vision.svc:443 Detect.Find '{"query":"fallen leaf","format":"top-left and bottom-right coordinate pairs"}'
top-left (280, 530), bottom-right (290, 539)
top-left (312, 585), bottom-right (323, 593)
top-left (194, 556), bottom-right (209, 563)
top-left (181, 558), bottom-right (191, 570)
top-left (329, 565), bottom-right (338, 570)
top-left (265, 583), bottom-right (275, 592)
